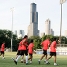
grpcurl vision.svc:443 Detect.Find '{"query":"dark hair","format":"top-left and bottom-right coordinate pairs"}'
top-left (30, 39), bottom-right (33, 43)
top-left (53, 38), bottom-right (56, 41)
top-left (24, 35), bottom-right (28, 38)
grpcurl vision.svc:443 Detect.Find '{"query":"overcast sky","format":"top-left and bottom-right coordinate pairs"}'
top-left (0, 0), bottom-right (67, 36)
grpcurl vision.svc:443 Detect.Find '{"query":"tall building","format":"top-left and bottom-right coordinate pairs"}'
top-left (64, 30), bottom-right (67, 37)
top-left (45, 19), bottom-right (51, 35)
top-left (28, 3), bottom-right (39, 37)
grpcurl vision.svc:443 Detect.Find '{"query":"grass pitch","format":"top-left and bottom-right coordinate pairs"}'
top-left (0, 52), bottom-right (67, 67)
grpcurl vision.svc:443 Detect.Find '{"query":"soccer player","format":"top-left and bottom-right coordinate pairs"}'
top-left (12, 35), bottom-right (28, 65)
top-left (46, 38), bottom-right (58, 66)
top-left (38, 37), bottom-right (50, 64)
top-left (28, 39), bottom-right (34, 64)
top-left (12, 40), bottom-right (25, 64)
top-left (0, 42), bottom-right (5, 59)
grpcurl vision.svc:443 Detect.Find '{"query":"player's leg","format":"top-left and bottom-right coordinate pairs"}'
top-left (38, 50), bottom-right (46, 64)
top-left (1, 51), bottom-right (5, 59)
top-left (30, 54), bottom-right (33, 64)
top-left (0, 51), bottom-right (1, 56)
top-left (21, 55), bottom-right (25, 63)
top-left (53, 52), bottom-right (58, 66)
top-left (25, 50), bottom-right (28, 64)
top-left (38, 54), bottom-right (45, 62)
top-left (45, 52), bottom-right (52, 64)
top-left (15, 50), bottom-right (21, 61)
top-left (44, 51), bottom-right (47, 62)
top-left (28, 54), bottom-right (32, 63)
top-left (12, 50), bottom-right (22, 65)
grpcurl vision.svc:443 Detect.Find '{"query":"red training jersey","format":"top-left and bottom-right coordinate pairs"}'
top-left (1, 43), bottom-right (5, 51)
top-left (41, 39), bottom-right (50, 50)
top-left (21, 39), bottom-right (28, 50)
top-left (50, 41), bottom-right (56, 52)
top-left (18, 41), bottom-right (22, 50)
top-left (28, 43), bottom-right (34, 54)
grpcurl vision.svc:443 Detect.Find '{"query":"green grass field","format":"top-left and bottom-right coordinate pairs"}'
top-left (0, 52), bottom-right (67, 67)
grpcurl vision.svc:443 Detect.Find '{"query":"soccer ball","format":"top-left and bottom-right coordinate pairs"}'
top-left (21, 60), bottom-right (23, 63)
top-left (21, 59), bottom-right (26, 63)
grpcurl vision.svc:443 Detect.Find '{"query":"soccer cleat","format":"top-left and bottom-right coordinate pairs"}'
top-left (54, 63), bottom-right (58, 66)
top-left (14, 60), bottom-right (17, 65)
top-left (2, 57), bottom-right (5, 59)
top-left (26, 63), bottom-right (28, 65)
top-left (38, 60), bottom-right (40, 64)
top-left (45, 62), bottom-right (50, 64)
top-left (30, 61), bottom-right (32, 64)
top-left (12, 57), bottom-right (17, 65)
top-left (44, 60), bottom-right (46, 63)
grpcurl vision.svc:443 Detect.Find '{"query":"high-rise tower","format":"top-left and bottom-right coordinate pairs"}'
top-left (28, 3), bottom-right (39, 37)
top-left (45, 19), bottom-right (51, 35)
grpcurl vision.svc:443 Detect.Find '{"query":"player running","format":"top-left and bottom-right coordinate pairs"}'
top-left (12, 39), bottom-right (25, 64)
top-left (28, 39), bottom-right (35, 64)
top-left (0, 42), bottom-right (5, 59)
top-left (38, 37), bottom-right (50, 64)
top-left (45, 38), bottom-right (58, 66)
top-left (12, 35), bottom-right (28, 65)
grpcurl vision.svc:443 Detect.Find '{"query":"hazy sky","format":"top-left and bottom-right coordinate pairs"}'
top-left (0, 0), bottom-right (67, 36)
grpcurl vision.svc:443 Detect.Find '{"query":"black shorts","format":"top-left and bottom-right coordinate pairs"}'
top-left (1, 51), bottom-right (4, 54)
top-left (43, 50), bottom-right (47, 55)
top-left (17, 50), bottom-right (23, 55)
top-left (21, 50), bottom-right (28, 56)
top-left (29, 53), bottom-right (33, 57)
top-left (50, 52), bottom-right (56, 56)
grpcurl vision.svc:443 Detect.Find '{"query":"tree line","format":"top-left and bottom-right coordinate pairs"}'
top-left (0, 30), bottom-right (67, 51)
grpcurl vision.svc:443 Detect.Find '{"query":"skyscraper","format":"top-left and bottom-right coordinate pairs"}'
top-left (28, 3), bottom-right (39, 37)
top-left (45, 19), bottom-right (51, 35)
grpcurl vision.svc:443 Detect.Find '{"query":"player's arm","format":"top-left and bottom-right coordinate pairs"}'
top-left (22, 39), bottom-right (28, 46)
top-left (41, 42), bottom-right (43, 46)
top-left (48, 41), bottom-right (51, 49)
top-left (19, 43), bottom-right (22, 46)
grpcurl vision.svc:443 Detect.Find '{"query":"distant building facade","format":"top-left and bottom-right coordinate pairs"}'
top-left (40, 32), bottom-right (45, 37)
top-left (14, 30), bottom-right (24, 39)
top-left (64, 30), bottom-right (67, 37)
top-left (45, 19), bottom-right (51, 35)
top-left (50, 29), bottom-right (54, 36)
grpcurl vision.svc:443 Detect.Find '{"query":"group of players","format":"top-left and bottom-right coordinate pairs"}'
top-left (12, 35), bottom-right (35, 65)
top-left (12, 35), bottom-right (58, 66)
top-left (0, 35), bottom-right (58, 66)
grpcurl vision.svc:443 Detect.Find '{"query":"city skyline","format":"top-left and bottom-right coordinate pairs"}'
top-left (0, 0), bottom-right (67, 36)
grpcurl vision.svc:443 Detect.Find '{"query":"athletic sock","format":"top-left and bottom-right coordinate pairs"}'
top-left (15, 55), bottom-right (21, 62)
top-left (26, 56), bottom-right (28, 63)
